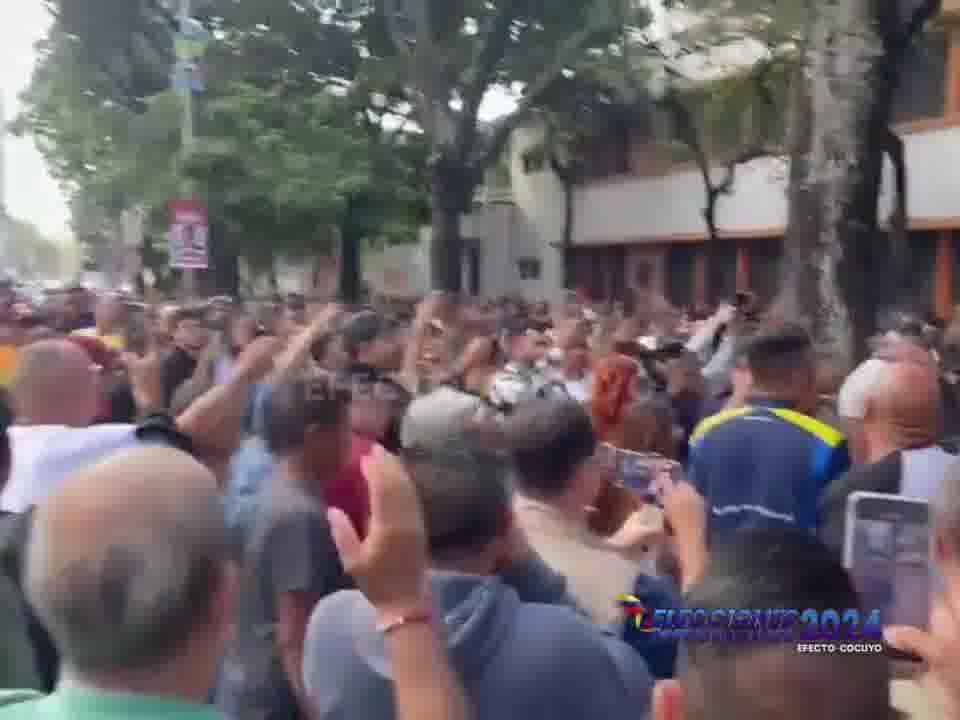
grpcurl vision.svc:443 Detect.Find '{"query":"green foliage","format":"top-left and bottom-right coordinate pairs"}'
top-left (16, 0), bottom-right (429, 275)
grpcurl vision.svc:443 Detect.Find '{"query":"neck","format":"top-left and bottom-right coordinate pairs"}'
top-left (865, 427), bottom-right (935, 463)
top-left (748, 389), bottom-right (792, 406)
top-left (278, 455), bottom-right (323, 498)
top-left (525, 486), bottom-right (590, 528)
top-left (65, 658), bottom-right (212, 706)
top-left (864, 436), bottom-right (902, 464)
top-left (96, 322), bottom-right (113, 335)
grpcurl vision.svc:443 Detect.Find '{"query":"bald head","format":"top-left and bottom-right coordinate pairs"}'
top-left (867, 361), bottom-right (939, 449)
top-left (12, 340), bottom-right (99, 426)
top-left (25, 447), bottom-right (229, 674)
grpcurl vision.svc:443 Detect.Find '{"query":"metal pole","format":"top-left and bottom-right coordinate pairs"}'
top-left (179, 0), bottom-right (197, 299)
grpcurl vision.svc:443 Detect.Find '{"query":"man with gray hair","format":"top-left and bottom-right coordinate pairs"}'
top-left (0, 446), bottom-right (234, 720)
top-left (303, 443), bottom-right (653, 720)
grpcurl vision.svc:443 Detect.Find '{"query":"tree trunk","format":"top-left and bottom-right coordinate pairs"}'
top-left (207, 218), bottom-right (240, 297)
top-left (338, 197), bottom-right (363, 304)
top-left (561, 178), bottom-right (574, 289)
top-left (429, 153), bottom-right (477, 293)
top-left (783, 0), bottom-right (894, 368)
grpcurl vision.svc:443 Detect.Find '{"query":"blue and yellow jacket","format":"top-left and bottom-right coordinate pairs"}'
top-left (688, 398), bottom-right (850, 541)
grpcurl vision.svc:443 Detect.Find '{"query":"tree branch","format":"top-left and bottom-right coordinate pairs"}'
top-left (475, 19), bottom-right (604, 172)
top-left (381, 0), bottom-right (412, 59)
top-left (456, 2), bottom-right (520, 159)
top-left (715, 144), bottom-right (781, 194)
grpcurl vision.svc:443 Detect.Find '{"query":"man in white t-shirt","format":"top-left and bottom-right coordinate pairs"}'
top-left (1, 341), bottom-right (143, 513)
top-left (2, 336), bottom-right (276, 513)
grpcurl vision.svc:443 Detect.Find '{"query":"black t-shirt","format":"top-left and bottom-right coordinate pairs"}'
top-left (818, 452), bottom-right (902, 558)
top-left (219, 475), bottom-right (352, 720)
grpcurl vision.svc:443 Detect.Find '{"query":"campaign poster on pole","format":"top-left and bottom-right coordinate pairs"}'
top-left (169, 199), bottom-right (209, 269)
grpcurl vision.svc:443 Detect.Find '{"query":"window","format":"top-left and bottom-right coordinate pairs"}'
top-left (666, 245), bottom-right (697, 308)
top-left (522, 148), bottom-right (546, 174)
top-left (517, 258), bottom-right (541, 280)
top-left (893, 30), bottom-right (947, 123)
top-left (749, 238), bottom-right (785, 304)
top-left (707, 241), bottom-right (738, 304)
top-left (906, 231), bottom-right (938, 307)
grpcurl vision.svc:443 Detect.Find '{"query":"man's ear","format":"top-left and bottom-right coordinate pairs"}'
top-left (934, 527), bottom-right (955, 567)
top-left (653, 679), bottom-right (687, 720)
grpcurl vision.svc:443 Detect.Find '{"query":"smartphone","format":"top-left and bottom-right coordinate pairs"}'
top-left (843, 492), bottom-right (931, 659)
top-left (600, 444), bottom-right (680, 502)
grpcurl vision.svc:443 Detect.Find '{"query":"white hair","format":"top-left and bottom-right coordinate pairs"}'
top-left (836, 358), bottom-right (895, 420)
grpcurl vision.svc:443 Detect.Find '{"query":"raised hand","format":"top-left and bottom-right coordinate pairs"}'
top-left (232, 335), bottom-right (281, 384)
top-left (329, 446), bottom-right (428, 615)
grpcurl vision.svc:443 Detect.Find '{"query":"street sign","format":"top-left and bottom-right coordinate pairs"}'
top-left (172, 61), bottom-right (206, 95)
top-left (169, 199), bottom-right (209, 269)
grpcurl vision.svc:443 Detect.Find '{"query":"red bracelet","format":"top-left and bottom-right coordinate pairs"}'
top-left (376, 608), bottom-right (433, 635)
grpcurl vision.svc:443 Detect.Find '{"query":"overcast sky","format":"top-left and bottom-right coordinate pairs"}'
top-left (0, 1), bottom-right (71, 241)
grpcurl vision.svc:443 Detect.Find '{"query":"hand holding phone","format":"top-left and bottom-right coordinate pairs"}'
top-left (600, 443), bottom-right (681, 505)
top-left (844, 492), bottom-right (932, 661)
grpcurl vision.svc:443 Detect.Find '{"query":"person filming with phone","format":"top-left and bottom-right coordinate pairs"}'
top-left (820, 357), bottom-right (954, 557)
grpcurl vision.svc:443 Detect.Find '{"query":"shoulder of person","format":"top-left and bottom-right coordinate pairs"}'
top-left (767, 407), bottom-right (846, 449)
top-left (0, 691), bottom-right (46, 714)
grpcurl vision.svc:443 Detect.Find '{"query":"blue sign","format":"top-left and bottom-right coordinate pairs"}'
top-left (172, 61), bottom-right (206, 95)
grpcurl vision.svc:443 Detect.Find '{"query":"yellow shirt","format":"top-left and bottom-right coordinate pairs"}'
top-left (0, 346), bottom-right (18, 387)
top-left (71, 328), bottom-right (126, 352)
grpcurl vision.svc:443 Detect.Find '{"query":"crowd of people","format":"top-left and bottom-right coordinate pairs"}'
top-left (0, 281), bottom-right (959, 719)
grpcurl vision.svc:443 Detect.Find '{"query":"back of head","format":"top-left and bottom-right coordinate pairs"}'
top-left (25, 447), bottom-right (228, 675)
top-left (505, 397), bottom-right (596, 497)
top-left (12, 340), bottom-right (98, 426)
top-left (591, 354), bottom-right (641, 441)
top-left (402, 443), bottom-right (511, 568)
top-left (868, 361), bottom-right (939, 448)
top-left (679, 528), bottom-right (889, 720)
top-left (618, 391), bottom-right (675, 456)
top-left (401, 387), bottom-right (487, 451)
top-left (743, 324), bottom-right (814, 392)
top-left (264, 376), bottom-right (351, 455)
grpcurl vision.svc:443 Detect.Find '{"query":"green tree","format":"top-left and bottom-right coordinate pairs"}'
top-left (783, 0), bottom-right (941, 364)
top-left (17, 0), bottom-right (428, 297)
top-left (367, 0), bottom-right (649, 290)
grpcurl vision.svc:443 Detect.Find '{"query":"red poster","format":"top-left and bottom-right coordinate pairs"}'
top-left (169, 199), bottom-right (209, 270)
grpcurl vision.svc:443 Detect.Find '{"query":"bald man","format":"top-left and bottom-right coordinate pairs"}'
top-left (0, 447), bottom-right (233, 720)
top-left (0, 340), bottom-right (147, 513)
top-left (820, 359), bottom-right (956, 556)
top-left (1, 335), bottom-right (274, 513)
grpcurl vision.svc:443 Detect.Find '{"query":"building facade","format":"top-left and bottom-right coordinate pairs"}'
top-left (460, 10), bottom-right (960, 314)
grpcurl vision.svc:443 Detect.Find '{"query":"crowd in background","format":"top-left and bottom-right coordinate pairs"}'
top-left (0, 281), bottom-right (959, 719)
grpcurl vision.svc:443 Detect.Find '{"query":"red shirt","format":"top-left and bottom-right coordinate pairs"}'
top-left (324, 434), bottom-right (372, 538)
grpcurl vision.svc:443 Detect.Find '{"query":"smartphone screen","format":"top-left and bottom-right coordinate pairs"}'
top-left (600, 444), bottom-right (679, 502)
top-left (843, 493), bottom-right (931, 637)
